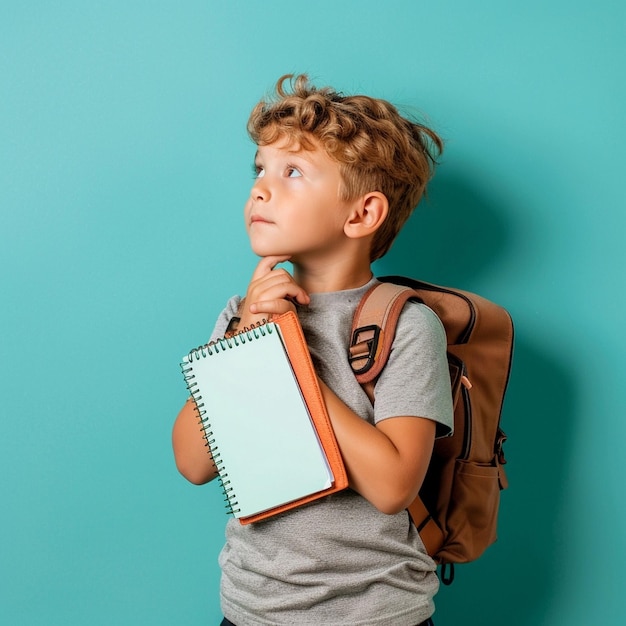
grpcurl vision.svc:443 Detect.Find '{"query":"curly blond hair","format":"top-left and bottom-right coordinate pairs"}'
top-left (247, 74), bottom-right (443, 261)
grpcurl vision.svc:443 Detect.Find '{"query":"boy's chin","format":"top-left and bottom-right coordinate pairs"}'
top-left (251, 244), bottom-right (292, 258)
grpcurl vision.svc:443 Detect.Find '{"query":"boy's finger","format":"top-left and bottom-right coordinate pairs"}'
top-left (249, 298), bottom-right (297, 317)
top-left (251, 255), bottom-right (292, 281)
top-left (250, 280), bottom-right (310, 309)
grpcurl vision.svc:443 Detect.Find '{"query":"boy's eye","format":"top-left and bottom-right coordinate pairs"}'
top-left (286, 166), bottom-right (302, 178)
top-left (254, 165), bottom-right (265, 179)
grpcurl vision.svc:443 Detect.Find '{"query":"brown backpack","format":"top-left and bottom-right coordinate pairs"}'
top-left (349, 276), bottom-right (513, 583)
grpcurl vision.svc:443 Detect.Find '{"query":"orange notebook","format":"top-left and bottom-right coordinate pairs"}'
top-left (181, 311), bottom-right (347, 524)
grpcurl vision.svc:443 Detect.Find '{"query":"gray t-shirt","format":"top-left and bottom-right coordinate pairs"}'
top-left (210, 278), bottom-right (454, 626)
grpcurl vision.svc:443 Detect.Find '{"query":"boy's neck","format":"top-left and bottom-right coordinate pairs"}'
top-left (292, 257), bottom-right (373, 294)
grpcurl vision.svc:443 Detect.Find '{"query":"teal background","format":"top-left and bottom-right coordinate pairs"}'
top-left (1, 1), bottom-right (624, 624)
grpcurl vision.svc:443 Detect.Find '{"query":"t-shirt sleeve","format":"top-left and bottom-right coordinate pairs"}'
top-left (373, 301), bottom-right (454, 438)
top-left (209, 295), bottom-right (242, 342)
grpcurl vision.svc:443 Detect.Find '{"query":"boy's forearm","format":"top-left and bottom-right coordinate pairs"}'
top-left (318, 378), bottom-right (435, 515)
top-left (172, 399), bottom-right (218, 485)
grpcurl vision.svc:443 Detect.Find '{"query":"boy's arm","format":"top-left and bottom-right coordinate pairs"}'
top-left (318, 379), bottom-right (435, 515)
top-left (171, 367), bottom-right (435, 506)
top-left (172, 398), bottom-right (218, 484)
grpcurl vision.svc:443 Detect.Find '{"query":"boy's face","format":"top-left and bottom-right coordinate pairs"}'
top-left (245, 137), bottom-right (355, 263)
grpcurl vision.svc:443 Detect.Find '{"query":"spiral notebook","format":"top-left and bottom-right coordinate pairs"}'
top-left (181, 311), bottom-right (347, 524)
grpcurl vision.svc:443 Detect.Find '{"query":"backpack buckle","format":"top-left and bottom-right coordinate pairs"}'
top-left (349, 324), bottom-right (382, 375)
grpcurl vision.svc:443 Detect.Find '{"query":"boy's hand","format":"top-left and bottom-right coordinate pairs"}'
top-left (238, 256), bottom-right (310, 328)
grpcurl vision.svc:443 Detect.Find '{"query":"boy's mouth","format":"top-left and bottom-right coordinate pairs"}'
top-left (250, 214), bottom-right (272, 225)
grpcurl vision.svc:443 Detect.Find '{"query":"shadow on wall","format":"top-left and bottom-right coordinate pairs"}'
top-left (375, 170), bottom-right (577, 626)
top-left (377, 172), bottom-right (511, 286)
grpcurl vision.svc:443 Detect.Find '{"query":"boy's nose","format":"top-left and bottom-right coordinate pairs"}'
top-left (251, 179), bottom-right (270, 201)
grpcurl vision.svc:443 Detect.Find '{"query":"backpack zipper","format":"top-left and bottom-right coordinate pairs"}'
top-left (460, 380), bottom-right (472, 460)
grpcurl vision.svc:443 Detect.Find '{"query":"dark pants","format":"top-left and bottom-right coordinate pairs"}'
top-left (221, 618), bottom-right (434, 626)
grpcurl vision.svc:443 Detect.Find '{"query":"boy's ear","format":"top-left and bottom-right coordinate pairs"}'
top-left (344, 192), bottom-right (389, 239)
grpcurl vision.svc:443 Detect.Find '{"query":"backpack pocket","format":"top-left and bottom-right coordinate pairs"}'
top-left (439, 458), bottom-right (502, 563)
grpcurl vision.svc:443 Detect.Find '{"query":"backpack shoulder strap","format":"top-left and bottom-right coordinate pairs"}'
top-left (349, 281), bottom-right (420, 400)
top-left (349, 281), bottom-right (445, 557)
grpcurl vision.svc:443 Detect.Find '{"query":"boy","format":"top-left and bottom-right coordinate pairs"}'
top-left (172, 74), bottom-right (454, 626)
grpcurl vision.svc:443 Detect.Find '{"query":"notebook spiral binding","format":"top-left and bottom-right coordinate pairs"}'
top-left (180, 320), bottom-right (275, 516)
